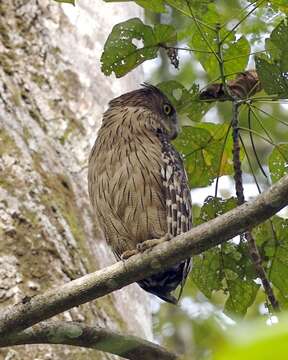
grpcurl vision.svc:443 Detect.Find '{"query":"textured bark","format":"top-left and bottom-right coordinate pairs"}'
top-left (0, 1), bottom-right (151, 359)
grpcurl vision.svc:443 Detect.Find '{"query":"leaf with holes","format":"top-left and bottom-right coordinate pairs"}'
top-left (193, 196), bottom-right (256, 315)
top-left (101, 18), bottom-right (176, 77)
top-left (256, 19), bottom-right (288, 97)
top-left (174, 123), bottom-right (234, 187)
top-left (255, 57), bottom-right (288, 97)
top-left (191, 248), bottom-right (222, 298)
top-left (268, 143), bottom-right (288, 183)
top-left (196, 196), bottom-right (238, 224)
top-left (224, 279), bottom-right (260, 317)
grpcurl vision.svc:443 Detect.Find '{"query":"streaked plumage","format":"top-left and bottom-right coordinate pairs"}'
top-left (88, 84), bottom-right (192, 304)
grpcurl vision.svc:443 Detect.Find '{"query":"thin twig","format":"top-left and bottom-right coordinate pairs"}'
top-left (232, 102), bottom-right (245, 204)
top-left (231, 101), bottom-right (279, 311)
top-left (219, 0), bottom-right (260, 30)
top-left (161, 45), bottom-right (212, 54)
top-left (185, 0), bottom-right (221, 62)
top-left (250, 104), bottom-right (288, 128)
top-left (221, 0), bottom-right (266, 43)
top-left (245, 231), bottom-right (279, 311)
top-left (238, 126), bottom-right (278, 147)
top-left (239, 135), bottom-right (281, 312)
top-left (248, 106), bottom-right (288, 163)
top-left (216, 24), bottom-right (233, 98)
top-left (248, 106), bottom-right (268, 178)
top-left (223, 49), bottom-right (267, 62)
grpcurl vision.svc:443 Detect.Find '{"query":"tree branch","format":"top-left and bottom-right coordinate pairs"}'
top-left (0, 174), bottom-right (288, 337)
top-left (200, 70), bottom-right (261, 101)
top-left (0, 321), bottom-right (176, 360)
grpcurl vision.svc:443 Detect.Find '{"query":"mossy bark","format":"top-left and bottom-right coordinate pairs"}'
top-left (0, 1), bottom-right (151, 359)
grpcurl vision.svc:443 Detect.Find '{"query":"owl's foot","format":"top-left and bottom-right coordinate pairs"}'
top-left (120, 249), bottom-right (139, 260)
top-left (137, 233), bottom-right (172, 253)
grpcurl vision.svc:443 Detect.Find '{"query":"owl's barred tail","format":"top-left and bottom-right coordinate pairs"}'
top-left (137, 259), bottom-right (191, 304)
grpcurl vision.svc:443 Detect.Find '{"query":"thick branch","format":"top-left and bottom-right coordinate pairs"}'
top-left (0, 174), bottom-right (288, 337)
top-left (0, 321), bottom-right (176, 360)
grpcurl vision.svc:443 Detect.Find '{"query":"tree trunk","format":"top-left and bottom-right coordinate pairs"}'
top-left (0, 1), bottom-right (151, 359)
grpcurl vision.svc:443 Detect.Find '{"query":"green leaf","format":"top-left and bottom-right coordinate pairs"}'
top-left (197, 196), bottom-right (237, 224)
top-left (223, 35), bottom-right (250, 75)
top-left (101, 18), bottom-right (176, 77)
top-left (165, 0), bottom-right (219, 22)
top-left (194, 196), bottom-right (258, 315)
top-left (157, 81), bottom-right (210, 122)
top-left (164, 0), bottom-right (196, 17)
top-left (154, 24), bottom-right (177, 43)
top-left (54, 0), bottom-right (75, 4)
top-left (224, 279), bottom-right (260, 317)
top-left (268, 143), bottom-right (288, 182)
top-left (256, 19), bottom-right (288, 97)
top-left (189, 26), bottom-right (219, 79)
top-left (135, 0), bottom-right (166, 12)
top-left (253, 216), bottom-right (288, 306)
top-left (266, 218), bottom-right (288, 300)
top-left (103, 0), bottom-right (166, 13)
top-left (268, 19), bottom-right (288, 57)
top-left (255, 57), bottom-right (288, 97)
top-left (190, 30), bottom-right (250, 80)
top-left (191, 248), bottom-right (222, 298)
top-left (174, 123), bottom-right (233, 187)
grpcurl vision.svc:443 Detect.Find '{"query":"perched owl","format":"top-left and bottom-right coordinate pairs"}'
top-left (88, 84), bottom-right (192, 304)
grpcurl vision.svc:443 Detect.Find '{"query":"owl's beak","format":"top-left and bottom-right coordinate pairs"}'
top-left (169, 122), bottom-right (180, 140)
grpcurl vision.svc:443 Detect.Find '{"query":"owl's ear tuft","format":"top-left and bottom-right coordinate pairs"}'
top-left (141, 82), bottom-right (164, 96)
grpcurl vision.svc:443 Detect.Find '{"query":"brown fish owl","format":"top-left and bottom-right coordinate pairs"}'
top-left (88, 84), bottom-right (192, 304)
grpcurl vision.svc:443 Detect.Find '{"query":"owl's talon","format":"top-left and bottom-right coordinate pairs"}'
top-left (120, 249), bottom-right (138, 260)
top-left (137, 234), bottom-right (173, 253)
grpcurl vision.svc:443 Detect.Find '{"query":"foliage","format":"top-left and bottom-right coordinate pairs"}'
top-left (54, 0), bottom-right (288, 356)
top-left (101, 18), bottom-right (176, 77)
top-left (94, 0), bottom-right (288, 319)
top-left (256, 19), bottom-right (288, 97)
top-left (174, 123), bottom-right (234, 187)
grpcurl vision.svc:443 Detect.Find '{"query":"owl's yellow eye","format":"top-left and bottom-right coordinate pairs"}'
top-left (163, 104), bottom-right (172, 115)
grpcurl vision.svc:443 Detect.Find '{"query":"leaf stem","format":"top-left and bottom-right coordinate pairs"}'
top-left (216, 24), bottom-right (233, 99)
top-left (161, 45), bottom-right (212, 54)
top-left (185, 0), bottom-right (221, 62)
top-left (221, 0), bottom-right (266, 44)
top-left (223, 49), bottom-right (267, 62)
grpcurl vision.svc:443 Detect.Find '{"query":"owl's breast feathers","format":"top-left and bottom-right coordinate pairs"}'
top-left (88, 104), bottom-right (192, 304)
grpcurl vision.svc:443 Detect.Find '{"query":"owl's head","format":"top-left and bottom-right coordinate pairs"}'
top-left (108, 84), bottom-right (179, 140)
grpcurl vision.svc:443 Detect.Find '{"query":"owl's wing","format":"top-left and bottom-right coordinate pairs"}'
top-left (161, 136), bottom-right (192, 237)
top-left (138, 135), bottom-right (192, 304)
top-left (146, 133), bottom-right (192, 302)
